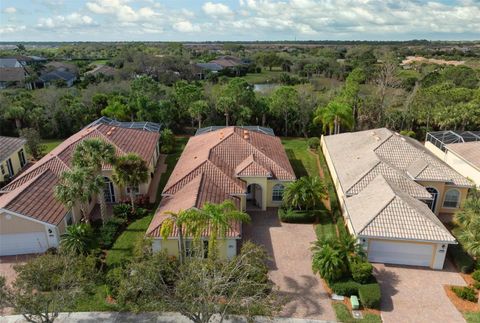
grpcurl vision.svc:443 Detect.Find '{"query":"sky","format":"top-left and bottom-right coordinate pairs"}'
top-left (0, 0), bottom-right (479, 42)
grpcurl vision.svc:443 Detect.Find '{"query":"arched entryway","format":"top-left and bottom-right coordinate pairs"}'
top-left (246, 183), bottom-right (262, 210)
top-left (425, 187), bottom-right (439, 212)
top-left (104, 177), bottom-right (116, 203)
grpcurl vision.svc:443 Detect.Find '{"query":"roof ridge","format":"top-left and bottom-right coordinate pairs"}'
top-left (93, 128), bottom-right (127, 156)
top-left (346, 160), bottom-right (382, 195)
top-left (163, 159), bottom-right (209, 194)
top-left (372, 132), bottom-right (395, 153)
top-left (194, 172), bottom-right (205, 208)
top-left (358, 194), bottom-right (396, 234)
top-left (0, 168), bottom-right (50, 210)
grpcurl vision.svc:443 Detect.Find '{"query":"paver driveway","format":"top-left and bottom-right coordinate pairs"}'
top-left (242, 208), bottom-right (335, 321)
top-left (374, 261), bottom-right (466, 323)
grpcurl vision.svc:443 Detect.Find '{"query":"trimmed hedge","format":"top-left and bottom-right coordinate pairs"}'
top-left (278, 208), bottom-right (317, 223)
top-left (351, 261), bottom-right (374, 284)
top-left (449, 244), bottom-right (475, 274)
top-left (100, 217), bottom-right (127, 249)
top-left (358, 283), bottom-right (381, 309)
top-left (451, 286), bottom-right (478, 302)
top-left (331, 280), bottom-right (361, 296)
top-left (307, 137), bottom-right (320, 150)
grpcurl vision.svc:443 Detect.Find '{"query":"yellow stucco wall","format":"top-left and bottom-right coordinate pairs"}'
top-left (101, 169), bottom-right (152, 203)
top-left (0, 145), bottom-right (28, 180)
top-left (239, 176), bottom-right (293, 210)
top-left (417, 181), bottom-right (468, 215)
top-left (0, 211), bottom-right (46, 234)
top-left (445, 150), bottom-right (480, 187)
top-left (154, 238), bottom-right (233, 260)
top-left (241, 177), bottom-right (268, 210)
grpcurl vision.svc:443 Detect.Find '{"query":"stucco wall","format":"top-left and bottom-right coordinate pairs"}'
top-left (445, 150), bottom-right (480, 187)
top-left (241, 177), bottom-right (268, 210)
top-left (266, 180), bottom-right (291, 207)
top-left (152, 238), bottom-right (236, 260)
top-left (417, 181), bottom-right (468, 215)
top-left (0, 145), bottom-right (27, 180)
top-left (0, 211), bottom-right (46, 234)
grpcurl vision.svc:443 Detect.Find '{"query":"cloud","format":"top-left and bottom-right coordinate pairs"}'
top-left (173, 20), bottom-right (201, 33)
top-left (202, 2), bottom-right (233, 16)
top-left (37, 13), bottom-right (96, 29)
top-left (0, 24), bottom-right (25, 34)
top-left (2, 7), bottom-right (17, 14)
top-left (86, 0), bottom-right (160, 22)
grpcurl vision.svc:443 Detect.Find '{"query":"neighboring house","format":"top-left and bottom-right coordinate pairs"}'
top-left (426, 131), bottom-right (480, 187)
top-left (321, 128), bottom-right (473, 270)
top-left (0, 136), bottom-right (28, 185)
top-left (0, 118), bottom-right (161, 256)
top-left (45, 61), bottom-right (78, 74)
top-left (85, 65), bottom-right (116, 78)
top-left (0, 67), bottom-right (29, 89)
top-left (38, 69), bottom-right (77, 88)
top-left (0, 58), bottom-right (22, 68)
top-left (194, 62), bottom-right (224, 79)
top-left (209, 56), bottom-right (250, 68)
top-left (146, 126), bottom-right (296, 260)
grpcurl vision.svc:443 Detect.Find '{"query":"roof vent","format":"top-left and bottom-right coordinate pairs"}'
top-left (243, 134), bottom-right (250, 141)
top-left (219, 131), bottom-right (224, 140)
top-left (374, 136), bottom-right (380, 141)
top-left (370, 131), bottom-right (376, 136)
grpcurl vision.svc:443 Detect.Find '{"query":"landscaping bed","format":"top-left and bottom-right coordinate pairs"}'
top-left (445, 268), bottom-right (480, 322)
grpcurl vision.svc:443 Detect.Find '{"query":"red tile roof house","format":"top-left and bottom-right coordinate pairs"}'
top-left (146, 126), bottom-right (296, 260)
top-left (0, 118), bottom-right (161, 256)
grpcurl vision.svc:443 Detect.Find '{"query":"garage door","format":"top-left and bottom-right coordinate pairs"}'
top-left (368, 240), bottom-right (434, 267)
top-left (0, 232), bottom-right (48, 256)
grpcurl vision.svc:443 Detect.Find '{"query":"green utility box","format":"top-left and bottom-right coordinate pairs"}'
top-left (350, 295), bottom-right (360, 310)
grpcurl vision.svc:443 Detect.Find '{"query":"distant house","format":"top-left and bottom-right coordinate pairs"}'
top-left (38, 69), bottom-right (77, 88)
top-left (45, 61), bottom-right (78, 74)
top-left (426, 131), bottom-right (480, 187)
top-left (0, 136), bottom-right (28, 185)
top-left (0, 58), bottom-right (22, 68)
top-left (0, 67), bottom-right (29, 89)
top-left (195, 56), bottom-right (251, 79)
top-left (85, 65), bottom-right (116, 78)
top-left (0, 118), bottom-right (162, 256)
top-left (210, 56), bottom-right (250, 68)
top-left (194, 62), bottom-right (224, 79)
top-left (321, 128), bottom-right (473, 270)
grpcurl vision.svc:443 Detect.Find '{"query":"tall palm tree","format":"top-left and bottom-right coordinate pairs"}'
top-left (72, 138), bottom-right (116, 224)
top-left (189, 200), bottom-right (250, 259)
top-left (160, 210), bottom-right (188, 264)
top-left (112, 153), bottom-right (149, 210)
top-left (60, 223), bottom-right (94, 255)
top-left (54, 167), bottom-right (97, 222)
top-left (455, 194), bottom-right (480, 257)
top-left (283, 176), bottom-right (327, 211)
top-left (314, 100), bottom-right (354, 135)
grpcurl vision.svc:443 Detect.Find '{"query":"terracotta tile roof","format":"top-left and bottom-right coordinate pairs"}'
top-left (148, 126), bottom-right (295, 238)
top-left (0, 136), bottom-right (26, 162)
top-left (0, 120), bottom-right (160, 225)
top-left (446, 141), bottom-right (480, 170)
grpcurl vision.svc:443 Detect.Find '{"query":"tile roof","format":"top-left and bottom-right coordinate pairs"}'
top-left (446, 141), bottom-right (480, 170)
top-left (322, 128), bottom-right (468, 242)
top-left (0, 120), bottom-right (160, 225)
top-left (148, 126), bottom-right (295, 238)
top-left (0, 67), bottom-right (26, 82)
top-left (0, 136), bottom-right (26, 163)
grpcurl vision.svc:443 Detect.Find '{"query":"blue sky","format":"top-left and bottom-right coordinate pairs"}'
top-left (0, 0), bottom-right (479, 41)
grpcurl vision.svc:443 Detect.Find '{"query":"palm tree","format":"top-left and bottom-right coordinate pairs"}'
top-left (72, 138), bottom-right (116, 224)
top-left (60, 223), bottom-right (94, 255)
top-left (4, 105), bottom-right (25, 131)
top-left (314, 100), bottom-right (354, 135)
top-left (189, 200), bottom-right (250, 259)
top-left (54, 167), bottom-right (97, 222)
top-left (283, 176), bottom-right (327, 211)
top-left (455, 194), bottom-right (480, 257)
top-left (160, 210), bottom-right (188, 264)
top-left (312, 243), bottom-right (347, 283)
top-left (112, 153), bottom-right (149, 210)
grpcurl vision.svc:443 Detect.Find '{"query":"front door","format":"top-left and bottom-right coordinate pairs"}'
top-left (104, 177), bottom-right (116, 203)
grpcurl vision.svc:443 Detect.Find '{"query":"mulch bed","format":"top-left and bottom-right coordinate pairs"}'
top-left (444, 285), bottom-right (480, 313)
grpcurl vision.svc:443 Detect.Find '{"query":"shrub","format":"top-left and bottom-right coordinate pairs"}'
top-left (358, 283), bottom-right (381, 309)
top-left (307, 137), bottom-right (320, 150)
top-left (351, 261), bottom-right (374, 284)
top-left (279, 208), bottom-right (317, 223)
top-left (160, 128), bottom-right (175, 154)
top-left (451, 286), bottom-right (478, 302)
top-left (472, 270), bottom-right (480, 282)
top-left (113, 203), bottom-right (132, 220)
top-left (450, 244), bottom-right (475, 273)
top-left (100, 217), bottom-right (127, 248)
top-left (473, 281), bottom-right (480, 290)
top-left (331, 280), bottom-right (361, 296)
top-left (400, 130), bottom-right (416, 138)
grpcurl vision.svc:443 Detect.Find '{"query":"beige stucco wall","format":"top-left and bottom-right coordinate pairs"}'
top-left (266, 180), bottom-right (290, 208)
top-left (417, 180), bottom-right (468, 215)
top-left (424, 141), bottom-right (445, 160)
top-left (152, 238), bottom-right (236, 260)
top-left (0, 145), bottom-right (27, 180)
top-left (0, 211), bottom-right (46, 234)
top-left (445, 150), bottom-right (480, 187)
top-left (241, 176), bottom-right (268, 211)
top-left (101, 169), bottom-right (152, 203)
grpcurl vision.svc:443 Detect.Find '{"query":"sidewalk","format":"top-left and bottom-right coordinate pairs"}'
top-left (0, 312), bottom-right (336, 323)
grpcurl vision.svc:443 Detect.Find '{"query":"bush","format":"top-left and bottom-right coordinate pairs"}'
top-left (278, 208), bottom-right (317, 223)
top-left (351, 261), bottom-right (374, 284)
top-left (450, 244), bottom-right (475, 273)
top-left (358, 283), bottom-right (381, 309)
top-left (473, 281), bottom-right (480, 290)
top-left (113, 204), bottom-right (131, 220)
top-left (160, 128), bottom-right (175, 154)
top-left (307, 137), bottom-right (320, 150)
top-left (331, 280), bottom-right (361, 296)
top-left (472, 270), bottom-right (480, 282)
top-left (400, 130), bottom-right (416, 138)
top-left (100, 217), bottom-right (127, 249)
top-left (451, 286), bottom-right (478, 302)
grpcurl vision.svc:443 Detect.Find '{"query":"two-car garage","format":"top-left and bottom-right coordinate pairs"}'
top-left (367, 239), bottom-right (447, 269)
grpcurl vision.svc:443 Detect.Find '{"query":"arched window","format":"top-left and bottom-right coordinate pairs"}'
top-left (443, 189), bottom-right (460, 208)
top-left (272, 184), bottom-right (284, 201)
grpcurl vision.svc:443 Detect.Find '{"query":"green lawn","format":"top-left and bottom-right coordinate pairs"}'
top-left (333, 303), bottom-right (382, 323)
top-left (41, 139), bottom-right (63, 153)
top-left (281, 138), bottom-right (319, 177)
top-left (242, 69), bottom-right (286, 84)
top-left (464, 311), bottom-right (480, 323)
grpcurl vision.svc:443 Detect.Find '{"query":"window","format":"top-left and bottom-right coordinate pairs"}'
top-left (184, 240), bottom-right (208, 258)
top-left (424, 187), bottom-right (439, 211)
top-left (272, 184), bottom-right (284, 201)
top-left (443, 189), bottom-right (460, 208)
top-left (18, 149), bottom-right (26, 167)
top-left (0, 164), bottom-right (4, 175)
top-left (65, 211), bottom-right (73, 226)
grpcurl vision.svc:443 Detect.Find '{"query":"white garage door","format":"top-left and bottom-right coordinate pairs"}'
top-left (368, 240), bottom-right (434, 267)
top-left (0, 232), bottom-right (48, 256)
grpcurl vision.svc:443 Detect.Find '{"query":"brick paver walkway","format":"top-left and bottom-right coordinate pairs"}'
top-left (243, 209), bottom-right (336, 321)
